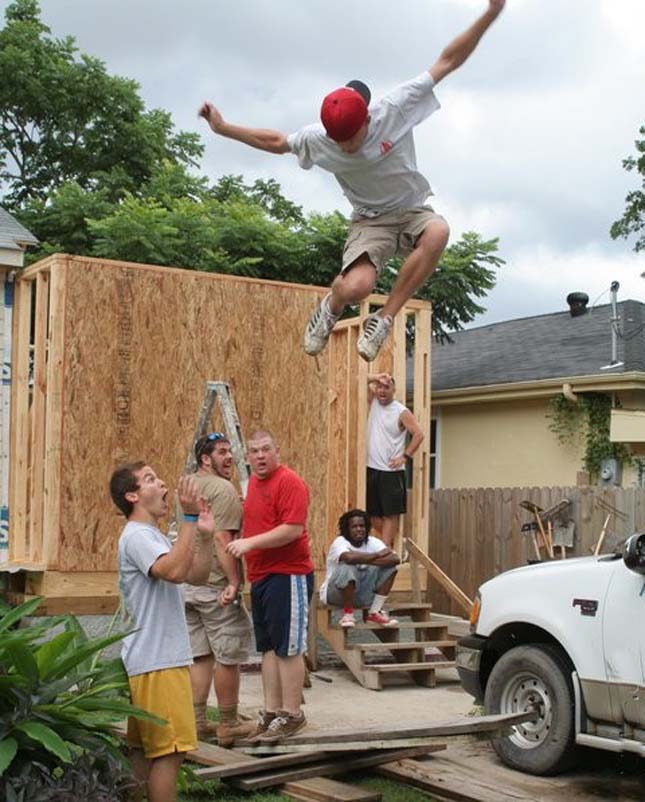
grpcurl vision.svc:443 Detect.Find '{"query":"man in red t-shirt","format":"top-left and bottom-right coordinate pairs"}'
top-left (227, 429), bottom-right (313, 742)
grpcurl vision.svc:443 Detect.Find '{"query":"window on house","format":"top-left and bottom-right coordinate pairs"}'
top-left (429, 418), bottom-right (438, 489)
top-left (405, 418), bottom-right (439, 489)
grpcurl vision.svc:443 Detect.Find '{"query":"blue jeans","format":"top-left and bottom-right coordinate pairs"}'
top-left (325, 563), bottom-right (398, 608)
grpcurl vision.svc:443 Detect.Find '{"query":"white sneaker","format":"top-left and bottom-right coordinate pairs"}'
top-left (339, 611), bottom-right (356, 628)
top-left (357, 313), bottom-right (393, 362)
top-left (304, 294), bottom-right (339, 356)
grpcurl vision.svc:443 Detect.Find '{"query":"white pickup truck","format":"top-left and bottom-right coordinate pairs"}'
top-left (455, 532), bottom-right (645, 775)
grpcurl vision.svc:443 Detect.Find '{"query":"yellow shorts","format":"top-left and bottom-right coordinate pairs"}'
top-left (126, 666), bottom-right (197, 759)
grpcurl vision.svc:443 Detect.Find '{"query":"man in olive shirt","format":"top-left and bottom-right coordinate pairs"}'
top-left (180, 433), bottom-right (254, 746)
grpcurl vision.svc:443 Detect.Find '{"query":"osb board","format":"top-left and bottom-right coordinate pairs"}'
top-left (55, 256), bottom-right (329, 572)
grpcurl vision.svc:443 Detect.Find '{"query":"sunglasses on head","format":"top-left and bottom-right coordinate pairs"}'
top-left (196, 432), bottom-right (227, 459)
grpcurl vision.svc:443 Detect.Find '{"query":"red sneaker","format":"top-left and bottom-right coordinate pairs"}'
top-left (365, 610), bottom-right (398, 626)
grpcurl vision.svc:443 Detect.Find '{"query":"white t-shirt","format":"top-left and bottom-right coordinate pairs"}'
top-left (287, 72), bottom-right (440, 218)
top-left (367, 398), bottom-right (407, 472)
top-left (319, 534), bottom-right (388, 603)
top-left (118, 521), bottom-right (192, 677)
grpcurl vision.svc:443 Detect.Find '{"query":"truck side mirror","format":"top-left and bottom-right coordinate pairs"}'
top-left (623, 533), bottom-right (645, 575)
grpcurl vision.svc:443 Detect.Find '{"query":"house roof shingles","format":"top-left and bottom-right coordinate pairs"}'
top-left (0, 208), bottom-right (38, 251)
top-left (430, 300), bottom-right (645, 392)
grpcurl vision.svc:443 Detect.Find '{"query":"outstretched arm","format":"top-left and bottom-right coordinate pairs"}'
top-left (199, 102), bottom-right (290, 154)
top-left (429, 0), bottom-right (505, 85)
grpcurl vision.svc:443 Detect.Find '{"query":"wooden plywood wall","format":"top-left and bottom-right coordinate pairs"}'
top-left (42, 255), bottom-right (329, 572)
top-left (326, 300), bottom-right (432, 591)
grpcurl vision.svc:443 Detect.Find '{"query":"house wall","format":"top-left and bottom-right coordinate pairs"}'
top-left (437, 397), bottom-right (584, 489)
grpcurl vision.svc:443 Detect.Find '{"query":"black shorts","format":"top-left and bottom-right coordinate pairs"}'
top-left (250, 573), bottom-right (314, 657)
top-left (366, 467), bottom-right (407, 517)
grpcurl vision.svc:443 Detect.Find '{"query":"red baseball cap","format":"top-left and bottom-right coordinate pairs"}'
top-left (320, 87), bottom-right (368, 143)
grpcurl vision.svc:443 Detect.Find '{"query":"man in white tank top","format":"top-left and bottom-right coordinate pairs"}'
top-left (366, 374), bottom-right (424, 548)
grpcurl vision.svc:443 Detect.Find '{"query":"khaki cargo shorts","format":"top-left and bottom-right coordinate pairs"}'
top-left (185, 586), bottom-right (252, 665)
top-left (341, 205), bottom-right (446, 275)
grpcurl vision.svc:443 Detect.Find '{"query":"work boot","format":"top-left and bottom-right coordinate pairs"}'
top-left (196, 719), bottom-right (220, 741)
top-left (304, 294), bottom-right (339, 356)
top-left (194, 702), bottom-right (219, 741)
top-left (257, 710), bottom-right (306, 743)
top-left (356, 312), bottom-right (393, 362)
top-left (216, 718), bottom-right (257, 748)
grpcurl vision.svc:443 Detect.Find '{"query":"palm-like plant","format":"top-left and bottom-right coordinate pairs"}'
top-left (0, 597), bottom-right (160, 798)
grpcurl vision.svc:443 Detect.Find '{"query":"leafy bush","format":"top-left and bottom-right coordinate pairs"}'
top-left (0, 597), bottom-right (156, 800)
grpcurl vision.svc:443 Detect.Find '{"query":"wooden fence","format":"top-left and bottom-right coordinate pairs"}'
top-left (427, 486), bottom-right (645, 615)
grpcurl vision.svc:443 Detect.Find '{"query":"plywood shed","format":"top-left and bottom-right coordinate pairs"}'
top-left (3, 254), bottom-right (431, 614)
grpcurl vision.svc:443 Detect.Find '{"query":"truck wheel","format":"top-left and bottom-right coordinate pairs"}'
top-left (484, 644), bottom-right (577, 775)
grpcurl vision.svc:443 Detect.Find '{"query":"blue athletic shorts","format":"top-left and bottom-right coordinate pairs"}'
top-left (250, 573), bottom-right (314, 657)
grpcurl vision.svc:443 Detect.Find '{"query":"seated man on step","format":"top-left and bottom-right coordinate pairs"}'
top-left (320, 509), bottom-right (400, 627)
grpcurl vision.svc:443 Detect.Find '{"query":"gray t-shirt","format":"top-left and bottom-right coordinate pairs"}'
top-left (287, 72), bottom-right (440, 218)
top-left (118, 520), bottom-right (192, 677)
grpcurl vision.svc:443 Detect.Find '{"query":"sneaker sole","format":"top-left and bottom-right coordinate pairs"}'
top-left (257, 718), bottom-right (306, 744)
top-left (304, 342), bottom-right (328, 356)
top-left (356, 342), bottom-right (378, 362)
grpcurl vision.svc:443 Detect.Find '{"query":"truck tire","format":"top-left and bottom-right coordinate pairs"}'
top-left (484, 643), bottom-right (577, 775)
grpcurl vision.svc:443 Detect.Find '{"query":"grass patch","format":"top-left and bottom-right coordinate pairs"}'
top-left (178, 766), bottom-right (437, 801)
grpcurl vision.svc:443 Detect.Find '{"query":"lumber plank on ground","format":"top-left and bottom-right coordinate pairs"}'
top-left (282, 777), bottom-right (381, 802)
top-left (377, 755), bottom-right (544, 802)
top-left (228, 744), bottom-right (446, 791)
top-left (239, 710), bottom-right (535, 749)
top-left (193, 750), bottom-right (328, 780)
top-left (243, 737), bottom-right (448, 755)
top-left (187, 739), bottom-right (379, 801)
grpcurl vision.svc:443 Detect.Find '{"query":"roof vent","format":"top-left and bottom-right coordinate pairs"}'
top-left (566, 292), bottom-right (589, 317)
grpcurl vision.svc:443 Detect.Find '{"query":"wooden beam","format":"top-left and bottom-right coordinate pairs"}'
top-left (281, 778), bottom-right (380, 802)
top-left (24, 570), bottom-right (118, 597)
top-left (229, 745), bottom-right (446, 791)
top-left (186, 738), bottom-right (380, 802)
top-left (3, 592), bottom-right (119, 616)
top-left (377, 757), bottom-right (516, 802)
top-left (42, 257), bottom-right (67, 568)
top-left (193, 751), bottom-right (328, 780)
top-left (9, 278), bottom-right (33, 563)
top-left (405, 538), bottom-right (473, 615)
top-left (28, 270), bottom-right (50, 565)
top-left (245, 737), bottom-right (449, 755)
top-left (239, 711), bottom-right (535, 749)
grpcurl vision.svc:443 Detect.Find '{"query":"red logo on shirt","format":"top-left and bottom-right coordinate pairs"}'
top-left (380, 140), bottom-right (393, 154)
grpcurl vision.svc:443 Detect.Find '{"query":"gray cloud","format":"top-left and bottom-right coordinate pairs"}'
top-left (3, 0), bottom-right (644, 325)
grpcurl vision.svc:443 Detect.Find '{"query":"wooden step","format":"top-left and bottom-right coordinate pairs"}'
top-left (330, 621), bottom-right (447, 632)
top-left (361, 660), bottom-right (456, 690)
top-left (367, 661), bottom-right (455, 672)
top-left (346, 640), bottom-right (455, 652)
top-left (387, 602), bottom-right (433, 610)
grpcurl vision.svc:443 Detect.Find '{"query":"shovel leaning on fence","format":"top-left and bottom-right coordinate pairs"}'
top-left (520, 500), bottom-right (555, 559)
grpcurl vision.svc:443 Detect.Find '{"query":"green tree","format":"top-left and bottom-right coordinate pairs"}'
top-left (0, 0), bottom-right (202, 210)
top-left (610, 124), bottom-right (645, 251)
top-left (377, 232), bottom-right (503, 341)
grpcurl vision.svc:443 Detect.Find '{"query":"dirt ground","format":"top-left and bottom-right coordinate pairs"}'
top-left (228, 666), bottom-right (645, 802)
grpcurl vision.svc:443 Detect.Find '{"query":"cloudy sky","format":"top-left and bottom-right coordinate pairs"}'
top-left (5, 0), bottom-right (644, 326)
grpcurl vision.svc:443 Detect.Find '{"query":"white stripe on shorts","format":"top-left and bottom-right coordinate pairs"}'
top-left (287, 575), bottom-right (309, 656)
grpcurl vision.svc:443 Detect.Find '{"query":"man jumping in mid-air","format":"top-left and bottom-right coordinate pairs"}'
top-left (200, 1), bottom-right (505, 361)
